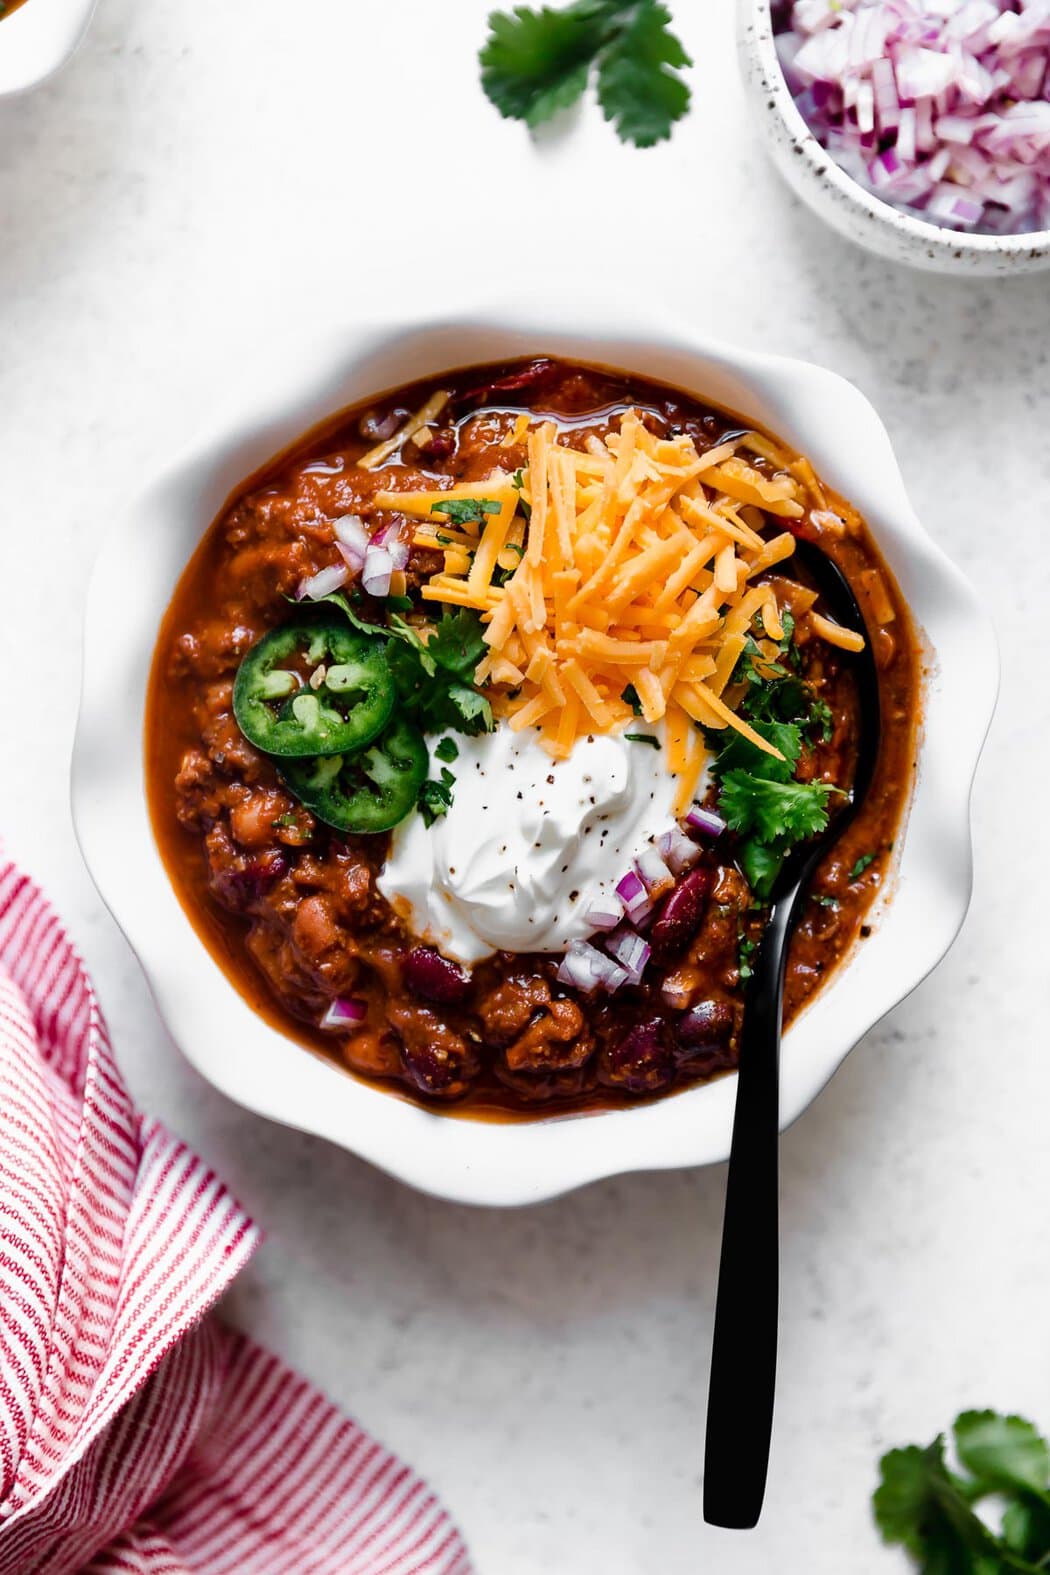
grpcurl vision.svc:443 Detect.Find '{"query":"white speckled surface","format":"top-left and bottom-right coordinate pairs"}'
top-left (1, 2), bottom-right (1047, 1571)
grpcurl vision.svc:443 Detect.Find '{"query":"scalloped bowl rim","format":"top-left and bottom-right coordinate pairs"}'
top-left (71, 302), bottom-right (998, 1206)
top-left (738, 0), bottom-right (1050, 266)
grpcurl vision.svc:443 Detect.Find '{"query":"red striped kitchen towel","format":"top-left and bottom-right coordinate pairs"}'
top-left (0, 856), bottom-right (472, 1575)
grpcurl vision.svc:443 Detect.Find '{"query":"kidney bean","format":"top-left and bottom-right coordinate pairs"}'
top-left (212, 850), bottom-right (289, 909)
top-left (600, 1017), bottom-right (674, 1094)
top-left (388, 1003), bottom-right (475, 1099)
top-left (358, 406), bottom-right (405, 442)
top-left (412, 426), bottom-right (456, 460)
top-left (676, 1000), bottom-right (734, 1053)
top-left (402, 946), bottom-right (472, 1005)
top-left (649, 868), bottom-right (714, 961)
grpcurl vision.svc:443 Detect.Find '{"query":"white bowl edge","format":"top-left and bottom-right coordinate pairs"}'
top-left (71, 301), bottom-right (999, 1206)
top-left (0, 0), bottom-right (97, 97)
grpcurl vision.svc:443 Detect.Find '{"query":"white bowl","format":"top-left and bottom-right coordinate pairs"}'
top-left (0, 0), bottom-right (97, 96)
top-left (737, 0), bottom-right (1050, 276)
top-left (72, 304), bottom-right (997, 1206)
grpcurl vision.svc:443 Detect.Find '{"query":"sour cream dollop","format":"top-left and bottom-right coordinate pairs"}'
top-left (378, 724), bottom-right (706, 966)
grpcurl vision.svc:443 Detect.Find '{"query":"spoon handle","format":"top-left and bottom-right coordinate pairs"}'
top-left (702, 894), bottom-right (794, 1530)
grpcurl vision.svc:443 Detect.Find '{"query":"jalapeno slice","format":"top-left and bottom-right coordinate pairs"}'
top-left (279, 716), bottom-right (429, 834)
top-left (233, 616), bottom-right (395, 758)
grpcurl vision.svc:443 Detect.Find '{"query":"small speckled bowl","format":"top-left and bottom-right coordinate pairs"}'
top-left (737, 0), bottom-right (1050, 276)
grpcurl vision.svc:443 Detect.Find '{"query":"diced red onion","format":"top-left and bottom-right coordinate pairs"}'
top-left (635, 846), bottom-right (675, 899)
top-left (583, 892), bottom-right (625, 931)
top-left (657, 826), bottom-right (702, 875)
top-left (605, 928), bottom-right (652, 986)
top-left (778, 0), bottom-right (1050, 236)
top-left (556, 940), bottom-right (629, 995)
top-left (937, 114), bottom-right (979, 146)
top-left (685, 804), bottom-right (727, 839)
top-left (334, 514), bottom-right (369, 570)
top-left (297, 563), bottom-right (349, 601)
top-left (362, 544), bottom-right (394, 599)
top-left (370, 520), bottom-right (410, 571)
top-left (320, 996), bottom-right (368, 1029)
top-left (615, 868), bottom-right (653, 922)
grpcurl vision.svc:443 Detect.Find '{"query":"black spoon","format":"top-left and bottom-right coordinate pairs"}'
top-left (702, 539), bottom-right (882, 1531)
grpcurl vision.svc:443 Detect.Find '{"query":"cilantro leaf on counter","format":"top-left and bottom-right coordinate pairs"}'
top-left (595, 0), bottom-right (691, 147)
top-left (874, 1412), bottom-right (1050, 1573)
top-left (479, 0), bottom-right (691, 148)
top-left (481, 2), bottom-right (606, 127)
top-left (954, 1412), bottom-right (1050, 1497)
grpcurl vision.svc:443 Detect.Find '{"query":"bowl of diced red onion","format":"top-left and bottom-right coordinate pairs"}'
top-left (738, 0), bottom-right (1050, 273)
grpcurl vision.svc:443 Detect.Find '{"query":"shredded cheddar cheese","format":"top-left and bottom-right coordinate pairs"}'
top-left (376, 409), bottom-right (841, 817)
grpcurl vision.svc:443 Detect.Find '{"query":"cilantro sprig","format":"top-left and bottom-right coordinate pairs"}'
top-left (479, 0), bottom-right (692, 148)
top-left (318, 593), bottom-right (494, 738)
top-left (709, 613), bottom-right (841, 901)
top-left (874, 1411), bottom-right (1050, 1572)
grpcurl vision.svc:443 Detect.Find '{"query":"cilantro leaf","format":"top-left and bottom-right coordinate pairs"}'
top-left (418, 767), bottom-right (457, 827)
top-left (480, 2), bottom-right (608, 128)
top-left (314, 590), bottom-right (386, 638)
top-left (435, 737), bottom-right (459, 763)
top-left (596, 0), bottom-right (691, 147)
top-left (873, 1413), bottom-right (1050, 1574)
top-left (1003, 1497), bottom-right (1050, 1564)
top-left (739, 839), bottom-right (788, 903)
top-left (873, 1441), bottom-right (996, 1566)
top-left (954, 1413), bottom-right (1050, 1498)
top-left (719, 771), bottom-right (833, 845)
top-left (422, 607), bottom-right (488, 677)
top-left (809, 693), bottom-right (834, 742)
top-left (480, 0), bottom-right (691, 148)
top-left (320, 594), bottom-right (493, 738)
top-left (431, 497), bottom-right (502, 527)
top-left (709, 718), bottom-right (801, 785)
top-left (427, 681), bottom-right (494, 736)
top-left (850, 851), bottom-right (876, 879)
